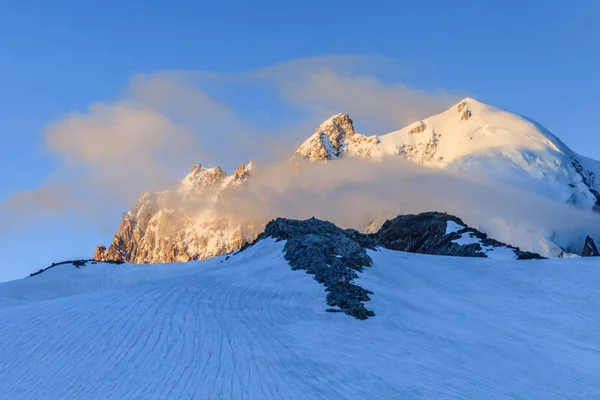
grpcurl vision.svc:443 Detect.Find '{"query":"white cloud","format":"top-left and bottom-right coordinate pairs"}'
top-left (215, 157), bottom-right (600, 256)
top-left (1, 55), bottom-right (459, 230)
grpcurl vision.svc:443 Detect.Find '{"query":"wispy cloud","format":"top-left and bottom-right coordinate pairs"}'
top-left (0, 55), bottom-right (456, 230)
top-left (272, 65), bottom-right (455, 133)
top-left (2, 54), bottom-right (594, 257)
top-left (215, 157), bottom-right (600, 256)
top-left (46, 102), bottom-right (202, 200)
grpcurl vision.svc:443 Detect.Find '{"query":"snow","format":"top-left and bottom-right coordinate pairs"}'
top-left (104, 98), bottom-right (600, 269)
top-left (293, 99), bottom-right (600, 257)
top-left (296, 113), bottom-right (379, 161)
top-left (452, 231), bottom-right (481, 246)
top-left (481, 244), bottom-right (520, 260)
top-left (451, 229), bottom-right (518, 259)
top-left (301, 98), bottom-right (600, 212)
top-left (319, 131), bottom-right (340, 158)
top-left (1, 240), bottom-right (600, 399)
top-left (445, 220), bottom-right (465, 234)
top-left (375, 98), bottom-right (600, 210)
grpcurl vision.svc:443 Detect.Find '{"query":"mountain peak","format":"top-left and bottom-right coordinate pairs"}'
top-left (458, 96), bottom-right (479, 104)
top-left (94, 97), bottom-right (600, 265)
top-left (233, 160), bottom-right (253, 180)
top-left (295, 113), bottom-right (356, 161)
top-left (182, 164), bottom-right (226, 186)
top-left (295, 113), bottom-right (379, 162)
top-left (317, 113), bottom-right (354, 130)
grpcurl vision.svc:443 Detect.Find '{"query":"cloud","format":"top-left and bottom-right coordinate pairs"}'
top-left (130, 55), bottom-right (455, 156)
top-left (274, 68), bottom-right (456, 133)
top-left (1, 101), bottom-right (204, 229)
top-left (3, 54), bottom-right (595, 258)
top-left (0, 55), bottom-right (457, 231)
top-left (46, 101), bottom-right (202, 200)
top-left (215, 157), bottom-right (600, 257)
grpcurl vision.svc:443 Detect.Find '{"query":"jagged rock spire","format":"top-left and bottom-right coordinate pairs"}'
top-left (581, 236), bottom-right (599, 257)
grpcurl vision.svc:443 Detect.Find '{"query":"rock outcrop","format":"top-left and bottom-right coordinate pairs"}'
top-left (94, 161), bottom-right (256, 264)
top-left (375, 212), bottom-right (542, 260)
top-left (294, 113), bottom-right (379, 161)
top-left (581, 236), bottom-right (599, 257)
top-left (259, 217), bottom-right (377, 319)
top-left (29, 259), bottom-right (123, 278)
top-left (571, 159), bottom-right (600, 211)
top-left (457, 100), bottom-right (472, 120)
top-left (244, 213), bottom-right (543, 319)
top-left (408, 121), bottom-right (425, 134)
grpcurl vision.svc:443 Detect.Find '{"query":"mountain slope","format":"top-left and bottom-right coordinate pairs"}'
top-left (94, 161), bottom-right (257, 263)
top-left (294, 113), bottom-right (379, 161)
top-left (95, 98), bottom-right (600, 264)
top-left (296, 98), bottom-right (600, 210)
top-left (2, 236), bottom-right (600, 399)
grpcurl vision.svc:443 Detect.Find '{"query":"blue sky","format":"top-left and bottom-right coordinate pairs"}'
top-left (1, 0), bottom-right (598, 281)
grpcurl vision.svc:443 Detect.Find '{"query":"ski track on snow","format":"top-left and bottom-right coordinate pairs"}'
top-left (0, 239), bottom-right (600, 399)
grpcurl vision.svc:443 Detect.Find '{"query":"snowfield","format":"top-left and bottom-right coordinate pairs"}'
top-left (1, 239), bottom-right (600, 399)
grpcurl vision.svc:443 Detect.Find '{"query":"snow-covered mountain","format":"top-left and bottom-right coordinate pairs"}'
top-left (296, 98), bottom-right (600, 210)
top-left (294, 113), bottom-right (380, 161)
top-left (2, 220), bottom-right (600, 399)
top-left (94, 161), bottom-right (258, 263)
top-left (95, 98), bottom-right (600, 263)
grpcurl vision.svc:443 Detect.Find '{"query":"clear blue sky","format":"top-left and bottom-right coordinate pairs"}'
top-left (1, 0), bottom-right (598, 281)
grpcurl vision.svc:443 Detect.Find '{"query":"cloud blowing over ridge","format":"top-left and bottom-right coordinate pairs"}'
top-left (6, 54), bottom-right (598, 257)
top-left (0, 55), bottom-right (454, 230)
top-left (213, 158), bottom-right (600, 256)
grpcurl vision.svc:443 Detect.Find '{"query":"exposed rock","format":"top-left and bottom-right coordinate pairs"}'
top-left (93, 245), bottom-right (107, 261)
top-left (457, 100), bottom-right (471, 120)
top-left (396, 132), bottom-right (440, 164)
top-left (581, 236), bottom-right (599, 257)
top-left (408, 121), bottom-right (425, 134)
top-left (295, 114), bottom-right (379, 162)
top-left (259, 217), bottom-right (376, 319)
top-left (241, 213), bottom-right (543, 319)
top-left (376, 212), bottom-right (482, 256)
top-left (181, 164), bottom-right (229, 201)
top-left (28, 259), bottom-right (123, 278)
top-left (233, 160), bottom-right (253, 180)
top-left (571, 158), bottom-right (600, 212)
top-left (94, 162), bottom-right (256, 264)
top-left (375, 212), bottom-right (542, 260)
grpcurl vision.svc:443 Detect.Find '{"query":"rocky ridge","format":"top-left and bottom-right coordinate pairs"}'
top-left (258, 217), bottom-right (377, 319)
top-left (94, 161), bottom-right (256, 264)
top-left (376, 212), bottom-right (542, 260)
top-left (244, 212), bottom-right (542, 319)
top-left (581, 236), bottom-right (599, 257)
top-left (294, 113), bottom-right (379, 161)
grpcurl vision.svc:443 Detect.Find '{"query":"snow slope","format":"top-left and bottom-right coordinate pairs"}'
top-left (377, 98), bottom-right (600, 209)
top-left (1, 240), bottom-right (600, 399)
top-left (297, 98), bottom-right (600, 210)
